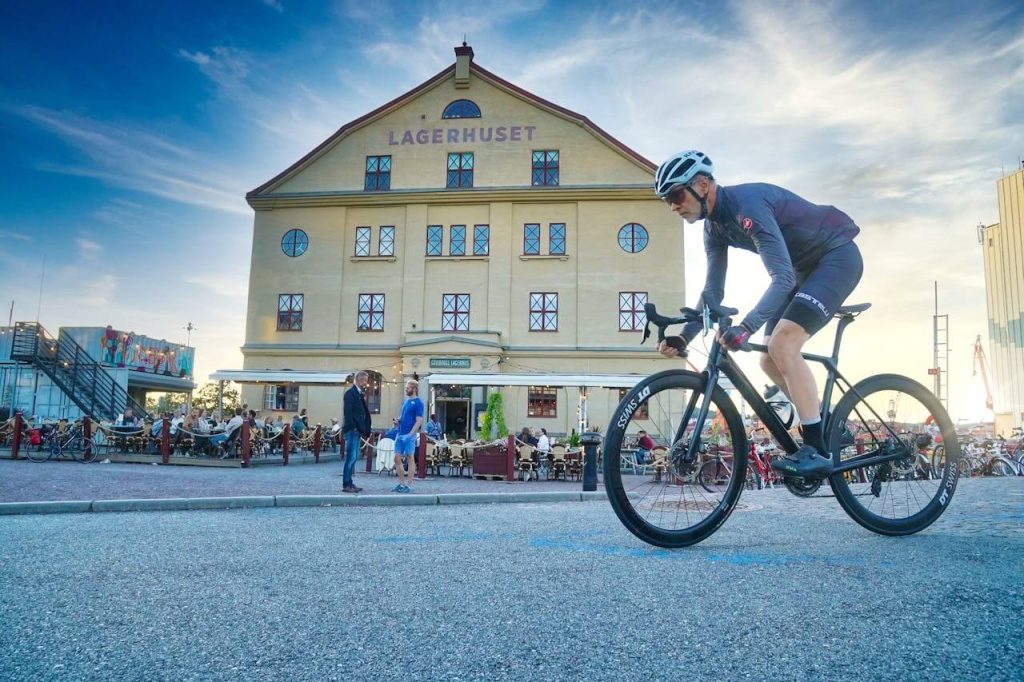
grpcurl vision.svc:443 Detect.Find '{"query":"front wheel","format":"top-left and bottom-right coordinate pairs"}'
top-left (603, 370), bottom-right (748, 548)
top-left (827, 374), bottom-right (960, 536)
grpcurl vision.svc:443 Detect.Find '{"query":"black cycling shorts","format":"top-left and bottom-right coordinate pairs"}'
top-left (764, 241), bottom-right (863, 337)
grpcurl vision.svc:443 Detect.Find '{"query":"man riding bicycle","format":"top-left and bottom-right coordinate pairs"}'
top-left (654, 150), bottom-right (862, 479)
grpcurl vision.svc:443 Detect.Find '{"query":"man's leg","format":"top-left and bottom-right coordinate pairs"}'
top-left (765, 321), bottom-right (818, 423)
top-left (343, 431), bottom-right (359, 487)
top-left (394, 453), bottom-right (405, 486)
top-left (758, 341), bottom-right (789, 397)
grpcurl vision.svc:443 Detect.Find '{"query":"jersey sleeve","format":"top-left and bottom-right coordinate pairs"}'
top-left (740, 207), bottom-right (797, 333)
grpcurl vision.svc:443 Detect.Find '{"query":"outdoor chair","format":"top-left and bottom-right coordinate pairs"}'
top-left (548, 446), bottom-right (567, 480)
top-left (566, 450), bottom-right (583, 481)
top-left (425, 441), bottom-right (441, 477)
top-left (647, 446), bottom-right (670, 482)
top-left (517, 444), bottom-right (536, 481)
top-left (448, 443), bottom-right (468, 477)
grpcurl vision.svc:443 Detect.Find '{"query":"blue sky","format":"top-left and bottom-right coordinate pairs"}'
top-left (1, 0), bottom-right (1022, 421)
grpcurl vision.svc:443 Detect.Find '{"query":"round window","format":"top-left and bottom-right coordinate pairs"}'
top-left (618, 223), bottom-right (649, 253)
top-left (281, 229), bottom-right (309, 257)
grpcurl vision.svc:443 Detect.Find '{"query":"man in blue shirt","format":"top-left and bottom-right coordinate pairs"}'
top-left (654, 150), bottom-right (862, 479)
top-left (393, 379), bottom-right (425, 493)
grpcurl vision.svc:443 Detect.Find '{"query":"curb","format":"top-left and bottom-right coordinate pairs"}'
top-left (0, 491), bottom-right (609, 516)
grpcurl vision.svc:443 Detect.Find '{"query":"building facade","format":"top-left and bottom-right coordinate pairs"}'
top-left (238, 45), bottom-right (685, 437)
top-left (980, 167), bottom-right (1024, 434)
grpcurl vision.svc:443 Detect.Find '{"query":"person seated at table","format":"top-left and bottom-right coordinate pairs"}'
top-left (117, 408), bottom-right (139, 428)
top-left (425, 414), bottom-right (443, 441)
top-left (518, 427), bottom-right (538, 447)
top-left (210, 408), bottom-right (244, 455)
top-left (290, 413), bottom-right (306, 437)
top-left (384, 417), bottom-right (400, 441)
top-left (536, 428), bottom-right (551, 454)
top-left (635, 430), bottom-right (655, 465)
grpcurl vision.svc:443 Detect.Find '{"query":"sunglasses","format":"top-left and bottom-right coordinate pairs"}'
top-left (663, 184), bottom-right (690, 206)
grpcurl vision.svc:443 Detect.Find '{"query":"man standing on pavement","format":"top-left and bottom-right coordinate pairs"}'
top-left (341, 370), bottom-right (371, 493)
top-left (393, 379), bottom-right (424, 493)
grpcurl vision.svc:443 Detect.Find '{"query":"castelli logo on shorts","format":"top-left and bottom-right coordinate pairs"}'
top-left (741, 217), bottom-right (753, 230)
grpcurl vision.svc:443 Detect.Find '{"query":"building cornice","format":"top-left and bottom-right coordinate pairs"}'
top-left (248, 185), bottom-right (655, 210)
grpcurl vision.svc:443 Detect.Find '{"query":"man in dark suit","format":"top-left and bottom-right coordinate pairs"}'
top-left (341, 370), bottom-right (372, 493)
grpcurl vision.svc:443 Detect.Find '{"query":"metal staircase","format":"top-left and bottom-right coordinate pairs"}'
top-left (10, 321), bottom-right (150, 421)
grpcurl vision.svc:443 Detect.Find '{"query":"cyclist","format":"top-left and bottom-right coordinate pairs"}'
top-left (653, 150), bottom-right (862, 478)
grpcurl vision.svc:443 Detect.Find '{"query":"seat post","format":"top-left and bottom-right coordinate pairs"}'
top-left (830, 315), bottom-right (856, 363)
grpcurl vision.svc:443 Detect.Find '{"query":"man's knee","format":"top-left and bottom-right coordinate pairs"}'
top-left (767, 322), bottom-right (809, 369)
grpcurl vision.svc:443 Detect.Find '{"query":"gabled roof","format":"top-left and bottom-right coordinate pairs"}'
top-left (248, 60), bottom-right (656, 198)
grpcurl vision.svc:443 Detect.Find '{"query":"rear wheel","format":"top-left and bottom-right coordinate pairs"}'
top-left (603, 370), bottom-right (747, 548)
top-left (827, 374), bottom-right (960, 536)
top-left (987, 457), bottom-right (1017, 477)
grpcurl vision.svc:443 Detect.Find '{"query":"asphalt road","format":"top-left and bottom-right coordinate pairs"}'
top-left (1, 479), bottom-right (1021, 681)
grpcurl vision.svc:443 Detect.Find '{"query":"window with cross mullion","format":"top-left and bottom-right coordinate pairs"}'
top-left (446, 152), bottom-right (474, 188)
top-left (549, 223), bottom-right (566, 255)
top-left (442, 294), bottom-right (470, 331)
top-left (619, 292), bottom-right (648, 331)
top-left (531, 150), bottom-right (559, 186)
top-left (277, 293), bottom-right (303, 331)
top-left (426, 225), bottom-right (442, 256)
top-left (357, 293), bottom-right (385, 331)
top-left (473, 225), bottom-right (489, 256)
top-left (364, 155), bottom-right (391, 191)
top-left (450, 225), bottom-right (466, 256)
top-left (378, 226), bottom-right (395, 256)
top-left (524, 223), bottom-right (540, 255)
top-left (354, 226), bottom-right (371, 257)
top-left (529, 292), bottom-right (558, 331)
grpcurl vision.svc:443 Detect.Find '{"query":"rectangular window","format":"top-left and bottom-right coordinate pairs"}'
top-left (524, 223), bottom-right (541, 255)
top-left (473, 224), bottom-right (489, 256)
top-left (529, 292), bottom-right (558, 331)
top-left (364, 155), bottom-right (391, 191)
top-left (446, 152), bottom-right (474, 188)
top-left (618, 388), bottom-right (648, 419)
top-left (357, 293), bottom-right (385, 331)
top-left (528, 386), bottom-right (558, 418)
top-left (426, 225), bottom-right (443, 256)
top-left (442, 294), bottom-right (470, 331)
top-left (549, 223), bottom-right (566, 255)
top-left (531, 150), bottom-right (559, 186)
top-left (277, 294), bottom-right (303, 331)
top-left (355, 226), bottom-right (371, 257)
top-left (264, 384), bottom-right (300, 412)
top-left (450, 225), bottom-right (466, 256)
top-left (619, 292), bottom-right (648, 331)
top-left (378, 226), bottom-right (395, 257)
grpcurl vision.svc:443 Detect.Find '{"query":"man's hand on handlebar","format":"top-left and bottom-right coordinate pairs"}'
top-left (657, 336), bottom-right (687, 358)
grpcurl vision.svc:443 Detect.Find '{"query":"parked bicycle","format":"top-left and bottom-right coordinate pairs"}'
top-left (603, 301), bottom-right (961, 548)
top-left (28, 420), bottom-right (97, 463)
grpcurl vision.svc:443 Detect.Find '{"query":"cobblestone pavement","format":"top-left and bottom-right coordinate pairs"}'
top-left (0, 456), bottom-right (597, 502)
top-left (0, 478), bottom-right (1020, 680)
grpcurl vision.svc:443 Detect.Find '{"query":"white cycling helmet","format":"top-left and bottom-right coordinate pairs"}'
top-left (654, 150), bottom-right (713, 197)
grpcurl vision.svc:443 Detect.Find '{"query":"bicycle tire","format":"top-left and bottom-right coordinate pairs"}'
top-left (930, 444), bottom-right (946, 479)
top-left (27, 442), bottom-right (52, 463)
top-left (72, 435), bottom-right (97, 463)
top-left (603, 369), bottom-right (747, 548)
top-left (827, 374), bottom-right (960, 536)
top-left (987, 457), bottom-right (1017, 477)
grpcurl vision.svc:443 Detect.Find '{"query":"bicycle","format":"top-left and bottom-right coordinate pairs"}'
top-left (603, 301), bottom-right (962, 548)
top-left (27, 420), bottom-right (98, 463)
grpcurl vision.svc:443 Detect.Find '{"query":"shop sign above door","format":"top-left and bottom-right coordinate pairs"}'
top-left (429, 358), bottom-right (471, 369)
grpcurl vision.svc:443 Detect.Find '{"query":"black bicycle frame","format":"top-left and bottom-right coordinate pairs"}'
top-left (676, 312), bottom-right (910, 475)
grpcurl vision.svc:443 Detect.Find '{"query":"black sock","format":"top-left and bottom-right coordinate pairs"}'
top-left (800, 421), bottom-right (827, 455)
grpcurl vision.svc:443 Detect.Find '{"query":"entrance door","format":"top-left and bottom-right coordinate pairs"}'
top-left (438, 399), bottom-right (470, 440)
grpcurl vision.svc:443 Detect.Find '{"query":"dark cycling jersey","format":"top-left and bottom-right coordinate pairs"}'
top-left (697, 183), bottom-right (860, 333)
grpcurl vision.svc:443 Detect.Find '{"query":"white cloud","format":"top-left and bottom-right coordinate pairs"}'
top-left (0, 229), bottom-right (31, 242)
top-left (262, 0), bottom-right (284, 12)
top-left (75, 237), bottom-right (102, 260)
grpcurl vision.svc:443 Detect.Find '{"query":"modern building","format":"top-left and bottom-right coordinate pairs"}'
top-left (232, 44), bottom-right (685, 438)
top-left (1, 324), bottom-right (195, 421)
top-left (980, 166), bottom-right (1024, 435)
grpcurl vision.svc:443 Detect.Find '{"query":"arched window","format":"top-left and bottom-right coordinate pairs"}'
top-left (618, 223), bottom-right (649, 253)
top-left (365, 370), bottom-right (383, 414)
top-left (281, 228), bottom-right (308, 257)
top-left (442, 99), bottom-right (482, 119)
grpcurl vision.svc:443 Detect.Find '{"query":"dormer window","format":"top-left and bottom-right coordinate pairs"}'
top-left (442, 99), bottom-right (481, 119)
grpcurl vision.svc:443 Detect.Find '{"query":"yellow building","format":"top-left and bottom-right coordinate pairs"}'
top-left (233, 45), bottom-right (684, 437)
top-left (980, 167), bottom-right (1024, 434)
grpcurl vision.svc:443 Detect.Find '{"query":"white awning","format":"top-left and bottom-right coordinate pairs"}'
top-left (423, 373), bottom-right (644, 388)
top-left (423, 372), bottom-right (735, 391)
top-left (208, 369), bottom-right (355, 385)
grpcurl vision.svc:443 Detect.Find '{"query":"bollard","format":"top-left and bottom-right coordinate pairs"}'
top-left (11, 411), bottom-right (23, 460)
top-left (83, 416), bottom-right (92, 461)
top-left (160, 418), bottom-right (171, 464)
top-left (506, 434), bottom-right (515, 482)
top-left (282, 424), bottom-right (291, 466)
top-left (313, 424), bottom-right (322, 464)
top-left (580, 431), bottom-right (601, 492)
top-left (241, 421), bottom-right (251, 468)
top-left (416, 432), bottom-right (426, 479)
